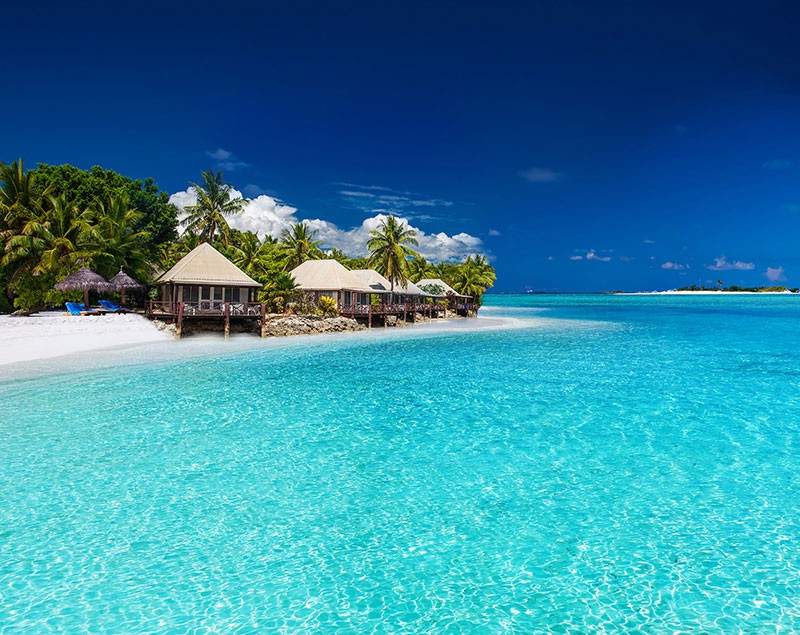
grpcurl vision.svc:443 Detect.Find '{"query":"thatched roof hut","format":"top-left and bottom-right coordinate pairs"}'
top-left (109, 269), bottom-right (145, 291)
top-left (54, 267), bottom-right (113, 309)
top-left (109, 269), bottom-right (146, 304)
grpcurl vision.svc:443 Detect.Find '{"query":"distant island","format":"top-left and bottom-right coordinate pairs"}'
top-left (613, 285), bottom-right (799, 295)
top-left (674, 285), bottom-right (798, 293)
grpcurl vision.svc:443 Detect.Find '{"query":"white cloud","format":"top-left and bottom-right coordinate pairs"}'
top-left (765, 266), bottom-right (787, 282)
top-left (206, 148), bottom-right (232, 161)
top-left (763, 159), bottom-right (793, 170)
top-left (205, 148), bottom-right (249, 171)
top-left (488, 229), bottom-right (502, 236)
top-left (586, 250), bottom-right (611, 262)
top-left (339, 190), bottom-right (376, 198)
top-left (519, 167), bottom-right (563, 183)
top-left (547, 256), bottom-right (554, 261)
top-left (170, 187), bottom-right (299, 239)
top-left (569, 255), bottom-right (583, 261)
top-left (661, 261), bottom-right (689, 271)
top-left (306, 215), bottom-right (482, 262)
top-left (338, 184), bottom-right (454, 216)
top-left (706, 256), bottom-right (755, 271)
top-left (169, 189), bottom-right (484, 262)
top-left (643, 239), bottom-right (655, 244)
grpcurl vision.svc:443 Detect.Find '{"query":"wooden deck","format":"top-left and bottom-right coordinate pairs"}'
top-left (146, 300), bottom-right (479, 336)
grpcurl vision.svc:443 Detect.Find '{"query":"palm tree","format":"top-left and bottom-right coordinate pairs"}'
top-left (182, 171), bottom-right (247, 244)
top-left (230, 232), bottom-right (277, 281)
top-left (85, 196), bottom-right (151, 279)
top-left (2, 195), bottom-right (94, 290)
top-left (0, 159), bottom-right (49, 241)
top-left (367, 215), bottom-right (419, 301)
top-left (261, 272), bottom-right (299, 312)
top-left (407, 255), bottom-right (434, 282)
top-left (452, 255), bottom-right (496, 304)
top-left (279, 222), bottom-right (323, 270)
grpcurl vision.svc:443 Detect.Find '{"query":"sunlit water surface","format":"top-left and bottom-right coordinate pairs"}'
top-left (2, 294), bottom-right (800, 633)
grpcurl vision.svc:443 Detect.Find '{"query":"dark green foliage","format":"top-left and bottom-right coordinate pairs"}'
top-left (31, 164), bottom-right (177, 255)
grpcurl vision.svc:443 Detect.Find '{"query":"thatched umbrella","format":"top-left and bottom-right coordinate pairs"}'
top-left (109, 268), bottom-right (146, 305)
top-left (54, 266), bottom-right (113, 310)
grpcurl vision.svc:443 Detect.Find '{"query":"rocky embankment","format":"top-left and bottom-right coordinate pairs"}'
top-left (261, 315), bottom-right (365, 337)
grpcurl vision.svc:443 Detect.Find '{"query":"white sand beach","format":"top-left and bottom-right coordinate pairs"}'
top-left (0, 311), bottom-right (173, 366)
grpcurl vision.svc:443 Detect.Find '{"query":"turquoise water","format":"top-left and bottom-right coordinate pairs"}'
top-left (2, 294), bottom-right (800, 633)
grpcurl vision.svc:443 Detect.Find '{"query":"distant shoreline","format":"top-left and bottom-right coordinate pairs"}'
top-left (617, 290), bottom-right (796, 296)
top-left (485, 290), bottom-right (798, 296)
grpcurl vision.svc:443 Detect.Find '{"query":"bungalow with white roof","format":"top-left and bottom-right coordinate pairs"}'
top-left (289, 259), bottom-right (377, 307)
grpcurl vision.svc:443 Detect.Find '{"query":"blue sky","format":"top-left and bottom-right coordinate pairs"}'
top-left (4, 0), bottom-right (799, 291)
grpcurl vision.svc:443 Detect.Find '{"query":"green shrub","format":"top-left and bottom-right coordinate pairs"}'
top-left (318, 296), bottom-right (339, 316)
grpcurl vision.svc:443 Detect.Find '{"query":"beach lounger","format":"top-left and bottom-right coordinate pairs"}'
top-left (99, 299), bottom-right (126, 313)
top-left (65, 302), bottom-right (100, 316)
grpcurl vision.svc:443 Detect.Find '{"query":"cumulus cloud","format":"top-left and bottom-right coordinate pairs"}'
top-left (763, 159), bottom-right (793, 170)
top-left (519, 167), bottom-right (563, 183)
top-left (170, 187), bottom-right (299, 238)
top-left (488, 229), bottom-right (502, 236)
top-left (706, 256), bottom-right (755, 271)
top-left (661, 261), bottom-right (689, 271)
top-left (305, 215), bottom-right (482, 262)
top-left (765, 266), bottom-right (787, 282)
top-left (169, 189), bottom-right (484, 262)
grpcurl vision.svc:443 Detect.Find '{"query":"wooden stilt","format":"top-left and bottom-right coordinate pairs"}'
top-left (224, 302), bottom-right (230, 338)
top-left (260, 302), bottom-right (267, 337)
top-left (176, 302), bottom-right (184, 339)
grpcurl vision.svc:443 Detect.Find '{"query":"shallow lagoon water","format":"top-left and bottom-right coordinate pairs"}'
top-left (2, 294), bottom-right (800, 633)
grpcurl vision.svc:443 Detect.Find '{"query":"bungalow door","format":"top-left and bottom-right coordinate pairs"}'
top-left (199, 285), bottom-right (212, 311)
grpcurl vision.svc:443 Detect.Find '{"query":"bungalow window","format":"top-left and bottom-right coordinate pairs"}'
top-left (224, 288), bottom-right (240, 302)
top-left (213, 287), bottom-right (223, 302)
top-left (182, 286), bottom-right (199, 302)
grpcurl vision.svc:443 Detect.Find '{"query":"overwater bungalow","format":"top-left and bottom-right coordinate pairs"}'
top-left (147, 242), bottom-right (264, 335)
top-left (289, 259), bottom-right (378, 307)
top-left (415, 277), bottom-right (475, 315)
top-left (351, 269), bottom-right (428, 304)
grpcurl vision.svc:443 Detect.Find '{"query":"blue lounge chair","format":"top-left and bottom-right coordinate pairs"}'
top-left (99, 299), bottom-right (124, 313)
top-left (65, 302), bottom-right (98, 315)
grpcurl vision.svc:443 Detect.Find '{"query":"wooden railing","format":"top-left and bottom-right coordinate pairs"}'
top-left (147, 301), bottom-right (264, 318)
top-left (340, 303), bottom-right (448, 316)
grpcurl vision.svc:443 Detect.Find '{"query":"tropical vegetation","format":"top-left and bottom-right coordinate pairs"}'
top-left (0, 159), bottom-right (496, 313)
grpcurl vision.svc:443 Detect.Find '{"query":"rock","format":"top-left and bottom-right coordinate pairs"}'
top-left (261, 314), bottom-right (365, 337)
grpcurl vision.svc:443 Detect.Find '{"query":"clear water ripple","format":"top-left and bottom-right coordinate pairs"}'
top-left (2, 294), bottom-right (800, 633)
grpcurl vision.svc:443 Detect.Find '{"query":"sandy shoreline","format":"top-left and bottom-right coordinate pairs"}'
top-left (0, 311), bottom-right (173, 366)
